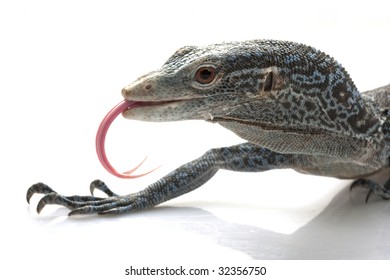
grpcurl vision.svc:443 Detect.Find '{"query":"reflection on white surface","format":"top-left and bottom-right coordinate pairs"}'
top-left (174, 170), bottom-right (346, 235)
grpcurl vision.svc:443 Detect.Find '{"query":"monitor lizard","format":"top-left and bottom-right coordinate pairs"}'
top-left (26, 39), bottom-right (390, 216)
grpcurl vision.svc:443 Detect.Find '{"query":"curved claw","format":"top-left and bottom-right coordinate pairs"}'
top-left (37, 193), bottom-right (61, 214)
top-left (350, 178), bottom-right (390, 203)
top-left (96, 100), bottom-right (159, 179)
top-left (349, 179), bottom-right (367, 192)
top-left (26, 182), bottom-right (56, 204)
top-left (36, 192), bottom-right (107, 214)
top-left (90, 179), bottom-right (118, 197)
top-left (365, 189), bottom-right (373, 204)
top-left (350, 179), bottom-right (372, 204)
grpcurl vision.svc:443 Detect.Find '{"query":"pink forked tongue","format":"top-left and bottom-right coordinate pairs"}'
top-left (96, 100), bottom-right (156, 179)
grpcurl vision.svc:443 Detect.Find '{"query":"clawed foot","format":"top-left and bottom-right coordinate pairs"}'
top-left (350, 178), bottom-right (390, 203)
top-left (26, 180), bottom-right (148, 216)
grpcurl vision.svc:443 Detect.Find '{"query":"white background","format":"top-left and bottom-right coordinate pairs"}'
top-left (1, 0), bottom-right (390, 278)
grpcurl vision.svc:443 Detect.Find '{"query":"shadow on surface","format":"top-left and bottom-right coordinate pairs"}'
top-left (143, 185), bottom-right (390, 259)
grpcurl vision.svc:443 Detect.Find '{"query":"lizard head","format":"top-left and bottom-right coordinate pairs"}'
top-left (121, 41), bottom-right (283, 122)
top-left (121, 40), bottom-right (381, 146)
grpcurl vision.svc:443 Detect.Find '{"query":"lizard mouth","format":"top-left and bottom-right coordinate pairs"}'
top-left (95, 100), bottom-right (166, 179)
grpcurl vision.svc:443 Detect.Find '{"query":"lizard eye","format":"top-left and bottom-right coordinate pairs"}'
top-left (195, 67), bottom-right (216, 84)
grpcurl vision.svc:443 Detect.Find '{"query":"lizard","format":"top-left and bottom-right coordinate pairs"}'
top-left (26, 39), bottom-right (390, 216)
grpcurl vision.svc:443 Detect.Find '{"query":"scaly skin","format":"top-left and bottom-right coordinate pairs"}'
top-left (27, 40), bottom-right (390, 215)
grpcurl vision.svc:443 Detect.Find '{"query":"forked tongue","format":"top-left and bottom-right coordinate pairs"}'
top-left (96, 100), bottom-right (156, 179)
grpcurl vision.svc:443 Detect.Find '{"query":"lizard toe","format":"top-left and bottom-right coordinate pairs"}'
top-left (90, 179), bottom-right (118, 197)
top-left (350, 178), bottom-right (390, 203)
top-left (26, 182), bottom-right (56, 204)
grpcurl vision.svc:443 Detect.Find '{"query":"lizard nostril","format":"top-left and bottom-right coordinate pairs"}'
top-left (145, 84), bottom-right (152, 90)
top-left (121, 87), bottom-right (131, 97)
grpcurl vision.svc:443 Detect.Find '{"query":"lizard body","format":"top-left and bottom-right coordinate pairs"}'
top-left (27, 40), bottom-right (390, 215)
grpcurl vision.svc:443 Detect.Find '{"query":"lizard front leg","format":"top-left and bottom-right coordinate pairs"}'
top-left (27, 143), bottom-right (300, 216)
